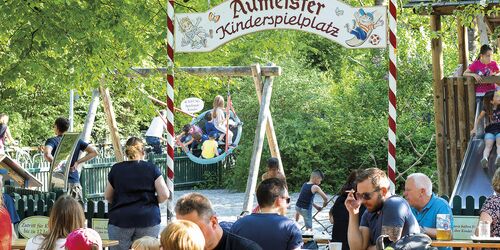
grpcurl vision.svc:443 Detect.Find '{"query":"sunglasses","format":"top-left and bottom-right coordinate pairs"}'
top-left (281, 196), bottom-right (291, 204)
top-left (355, 187), bottom-right (381, 200)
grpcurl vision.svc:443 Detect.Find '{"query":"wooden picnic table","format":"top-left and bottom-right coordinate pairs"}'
top-left (431, 240), bottom-right (500, 249)
top-left (12, 239), bottom-right (119, 249)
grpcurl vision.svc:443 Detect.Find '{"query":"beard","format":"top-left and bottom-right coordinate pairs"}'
top-left (368, 193), bottom-right (384, 213)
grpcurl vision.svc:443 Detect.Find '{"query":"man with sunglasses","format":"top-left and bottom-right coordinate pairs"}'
top-left (345, 168), bottom-right (419, 250)
top-left (231, 178), bottom-right (303, 250)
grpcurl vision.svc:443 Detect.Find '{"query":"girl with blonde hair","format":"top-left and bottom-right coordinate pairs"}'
top-left (212, 95), bottom-right (233, 145)
top-left (160, 220), bottom-right (205, 250)
top-left (105, 137), bottom-right (169, 250)
top-left (0, 114), bottom-right (16, 155)
top-left (26, 195), bottom-right (85, 250)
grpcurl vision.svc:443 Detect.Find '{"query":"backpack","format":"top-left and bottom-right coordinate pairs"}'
top-left (376, 233), bottom-right (438, 250)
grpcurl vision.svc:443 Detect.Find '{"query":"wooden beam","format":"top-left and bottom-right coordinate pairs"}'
top-left (243, 73), bottom-right (275, 212)
top-left (458, 21), bottom-right (469, 76)
top-left (251, 63), bottom-right (284, 175)
top-left (456, 78), bottom-right (467, 161)
top-left (431, 15), bottom-right (448, 195)
top-left (99, 87), bottom-right (124, 162)
top-left (446, 78), bottom-right (458, 187)
top-left (131, 66), bottom-right (282, 77)
top-left (81, 89), bottom-right (100, 142)
top-left (466, 78), bottom-right (476, 136)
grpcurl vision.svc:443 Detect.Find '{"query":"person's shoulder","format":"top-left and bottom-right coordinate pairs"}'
top-left (44, 136), bottom-right (58, 146)
top-left (432, 195), bottom-right (450, 207)
top-left (385, 195), bottom-right (408, 208)
top-left (225, 230), bottom-right (263, 250)
top-left (26, 235), bottom-right (45, 247)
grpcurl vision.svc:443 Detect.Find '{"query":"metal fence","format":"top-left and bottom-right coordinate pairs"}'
top-left (16, 154), bottom-right (223, 200)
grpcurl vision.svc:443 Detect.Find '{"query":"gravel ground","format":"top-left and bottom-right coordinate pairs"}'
top-left (159, 189), bottom-right (336, 236)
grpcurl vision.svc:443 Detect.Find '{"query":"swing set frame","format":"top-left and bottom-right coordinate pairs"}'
top-left (133, 64), bottom-right (284, 212)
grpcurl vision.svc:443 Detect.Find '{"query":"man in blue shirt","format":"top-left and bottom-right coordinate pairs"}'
top-left (404, 173), bottom-right (453, 249)
top-left (345, 168), bottom-right (420, 249)
top-left (44, 117), bottom-right (98, 202)
top-left (231, 178), bottom-right (303, 250)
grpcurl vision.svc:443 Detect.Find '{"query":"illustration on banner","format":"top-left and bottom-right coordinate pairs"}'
top-left (178, 17), bottom-right (212, 49)
top-left (345, 8), bottom-right (384, 47)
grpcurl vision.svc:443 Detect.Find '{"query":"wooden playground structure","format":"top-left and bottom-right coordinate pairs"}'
top-left (405, 0), bottom-right (500, 194)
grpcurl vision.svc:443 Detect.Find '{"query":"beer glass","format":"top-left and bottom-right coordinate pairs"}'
top-left (436, 214), bottom-right (452, 240)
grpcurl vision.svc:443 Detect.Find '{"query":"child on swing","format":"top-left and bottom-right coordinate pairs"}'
top-left (471, 90), bottom-right (500, 168)
top-left (212, 95), bottom-right (234, 145)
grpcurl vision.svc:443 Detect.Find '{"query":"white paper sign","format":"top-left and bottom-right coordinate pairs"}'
top-left (453, 215), bottom-right (479, 240)
top-left (180, 97), bottom-right (204, 113)
top-left (174, 0), bottom-right (387, 52)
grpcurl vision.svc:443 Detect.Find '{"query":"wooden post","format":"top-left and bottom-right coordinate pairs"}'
top-left (458, 21), bottom-right (469, 75)
top-left (456, 78), bottom-right (467, 161)
top-left (467, 78), bottom-right (476, 133)
top-left (250, 64), bottom-right (284, 175)
top-left (99, 87), bottom-right (124, 162)
top-left (243, 73), bottom-right (274, 212)
top-left (446, 78), bottom-right (458, 187)
top-left (81, 89), bottom-right (100, 142)
top-left (431, 15), bottom-right (447, 195)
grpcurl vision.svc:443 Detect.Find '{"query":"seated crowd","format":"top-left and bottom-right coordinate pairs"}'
top-left (8, 147), bottom-right (500, 250)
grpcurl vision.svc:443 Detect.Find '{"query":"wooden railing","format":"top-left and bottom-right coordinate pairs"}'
top-left (438, 76), bottom-right (500, 194)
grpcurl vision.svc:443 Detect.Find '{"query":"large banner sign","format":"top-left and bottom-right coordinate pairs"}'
top-left (175, 0), bottom-right (387, 52)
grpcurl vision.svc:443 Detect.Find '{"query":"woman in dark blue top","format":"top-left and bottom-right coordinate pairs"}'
top-left (105, 137), bottom-right (169, 250)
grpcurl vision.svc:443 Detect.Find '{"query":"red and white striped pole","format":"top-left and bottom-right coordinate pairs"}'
top-left (387, 0), bottom-right (397, 191)
top-left (166, 0), bottom-right (175, 221)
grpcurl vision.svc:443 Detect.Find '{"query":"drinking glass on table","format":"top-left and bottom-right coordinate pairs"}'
top-left (478, 220), bottom-right (491, 238)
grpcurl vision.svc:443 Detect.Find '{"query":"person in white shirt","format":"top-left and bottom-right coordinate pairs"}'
top-left (145, 110), bottom-right (167, 154)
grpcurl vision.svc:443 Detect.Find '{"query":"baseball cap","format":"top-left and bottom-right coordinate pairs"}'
top-left (64, 228), bottom-right (102, 250)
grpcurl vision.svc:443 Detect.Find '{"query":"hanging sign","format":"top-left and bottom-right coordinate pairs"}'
top-left (175, 0), bottom-right (387, 52)
top-left (181, 97), bottom-right (204, 113)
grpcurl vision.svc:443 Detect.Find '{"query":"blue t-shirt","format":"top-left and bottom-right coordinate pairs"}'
top-left (360, 195), bottom-right (420, 246)
top-left (411, 194), bottom-right (453, 250)
top-left (2, 194), bottom-right (19, 224)
top-left (296, 183), bottom-right (315, 210)
top-left (205, 121), bottom-right (217, 135)
top-left (45, 136), bottom-right (89, 183)
top-left (108, 160), bottom-right (162, 228)
top-left (231, 213), bottom-right (303, 250)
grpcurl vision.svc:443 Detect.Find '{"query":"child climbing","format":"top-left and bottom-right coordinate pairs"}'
top-left (212, 95), bottom-right (233, 145)
top-left (471, 90), bottom-right (500, 168)
top-left (464, 44), bottom-right (500, 99)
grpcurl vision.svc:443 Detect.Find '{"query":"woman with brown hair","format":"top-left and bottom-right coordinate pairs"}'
top-left (105, 137), bottom-right (169, 250)
top-left (25, 195), bottom-right (85, 250)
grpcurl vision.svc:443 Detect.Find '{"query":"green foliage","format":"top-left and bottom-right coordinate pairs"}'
top-left (0, 1), bottom-right (476, 195)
